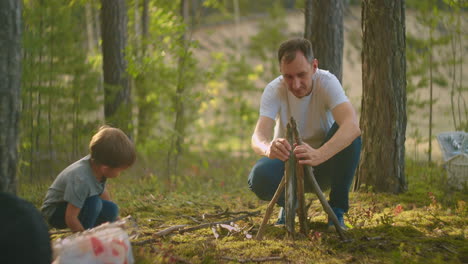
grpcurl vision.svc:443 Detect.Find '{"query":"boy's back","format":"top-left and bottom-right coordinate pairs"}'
top-left (41, 155), bottom-right (106, 221)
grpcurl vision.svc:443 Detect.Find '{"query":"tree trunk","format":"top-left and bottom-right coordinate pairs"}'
top-left (136, 0), bottom-right (151, 144)
top-left (100, 0), bottom-right (131, 133)
top-left (85, 2), bottom-right (97, 54)
top-left (428, 27), bottom-right (433, 164)
top-left (166, 0), bottom-right (190, 179)
top-left (356, 0), bottom-right (407, 193)
top-left (0, 0), bottom-right (22, 194)
top-left (305, 0), bottom-right (344, 83)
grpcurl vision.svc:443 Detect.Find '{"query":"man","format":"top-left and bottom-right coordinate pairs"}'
top-left (248, 38), bottom-right (361, 229)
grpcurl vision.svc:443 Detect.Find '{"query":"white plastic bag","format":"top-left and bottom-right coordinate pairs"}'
top-left (53, 220), bottom-right (135, 264)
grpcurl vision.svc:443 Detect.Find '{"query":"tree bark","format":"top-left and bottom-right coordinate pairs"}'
top-left (101, 0), bottom-right (131, 133)
top-left (0, 0), bottom-right (22, 194)
top-left (136, 0), bottom-right (151, 143)
top-left (305, 0), bottom-right (344, 83)
top-left (357, 0), bottom-right (407, 193)
top-left (166, 0), bottom-right (190, 178)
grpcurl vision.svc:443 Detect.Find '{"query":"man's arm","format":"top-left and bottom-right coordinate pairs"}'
top-left (65, 203), bottom-right (85, 232)
top-left (251, 116), bottom-right (291, 161)
top-left (100, 187), bottom-right (111, 201)
top-left (294, 102), bottom-right (361, 166)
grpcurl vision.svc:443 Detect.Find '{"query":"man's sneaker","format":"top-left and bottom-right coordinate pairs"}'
top-left (327, 207), bottom-right (347, 231)
top-left (275, 207), bottom-right (285, 226)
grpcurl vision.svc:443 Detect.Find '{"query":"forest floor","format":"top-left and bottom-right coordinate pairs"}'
top-left (22, 160), bottom-right (467, 264)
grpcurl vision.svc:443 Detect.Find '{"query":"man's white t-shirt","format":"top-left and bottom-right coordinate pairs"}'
top-left (260, 69), bottom-right (348, 148)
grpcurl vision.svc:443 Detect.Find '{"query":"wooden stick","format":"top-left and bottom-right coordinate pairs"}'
top-left (133, 225), bottom-right (188, 246)
top-left (290, 117), bottom-right (346, 241)
top-left (49, 229), bottom-right (73, 235)
top-left (284, 123), bottom-right (296, 238)
top-left (255, 177), bottom-right (286, 240)
top-left (296, 163), bottom-right (308, 235)
top-left (303, 166), bottom-right (346, 240)
top-left (154, 224), bottom-right (188, 237)
top-left (203, 209), bottom-right (260, 219)
top-left (291, 119), bottom-right (308, 236)
top-left (179, 213), bottom-right (256, 234)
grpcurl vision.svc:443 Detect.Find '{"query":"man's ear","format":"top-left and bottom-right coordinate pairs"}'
top-left (313, 58), bottom-right (319, 69)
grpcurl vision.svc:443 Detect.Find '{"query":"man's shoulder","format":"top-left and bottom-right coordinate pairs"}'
top-left (316, 69), bottom-right (339, 83)
top-left (265, 76), bottom-right (284, 90)
top-left (263, 76), bottom-right (287, 98)
top-left (315, 69), bottom-right (342, 93)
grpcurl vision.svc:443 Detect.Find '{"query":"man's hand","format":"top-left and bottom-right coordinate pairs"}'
top-left (266, 138), bottom-right (291, 161)
top-left (293, 143), bottom-right (325, 167)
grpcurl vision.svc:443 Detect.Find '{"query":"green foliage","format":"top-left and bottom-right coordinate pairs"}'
top-left (248, 1), bottom-right (291, 81)
top-left (406, 0), bottom-right (467, 162)
top-left (21, 0), bottom-right (101, 182)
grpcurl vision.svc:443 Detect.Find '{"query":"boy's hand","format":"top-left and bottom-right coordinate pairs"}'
top-left (100, 188), bottom-right (111, 201)
top-left (65, 203), bottom-right (84, 232)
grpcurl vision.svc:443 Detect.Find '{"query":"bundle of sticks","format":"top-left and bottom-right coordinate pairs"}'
top-left (256, 117), bottom-right (346, 241)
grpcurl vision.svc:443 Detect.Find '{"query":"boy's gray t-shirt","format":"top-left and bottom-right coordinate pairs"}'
top-left (41, 155), bottom-right (106, 220)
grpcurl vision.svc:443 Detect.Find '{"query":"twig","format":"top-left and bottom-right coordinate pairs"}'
top-left (155, 224), bottom-right (188, 236)
top-left (133, 225), bottom-right (187, 246)
top-left (255, 177), bottom-right (286, 240)
top-left (439, 244), bottom-right (457, 254)
top-left (292, 119), bottom-right (308, 235)
top-left (182, 215), bottom-right (202, 223)
top-left (296, 163), bottom-right (308, 235)
top-left (203, 209), bottom-right (260, 218)
top-left (49, 229), bottom-right (73, 235)
top-left (221, 256), bottom-right (286, 263)
top-left (180, 213), bottom-right (258, 234)
top-left (285, 123), bottom-right (296, 238)
top-left (203, 208), bottom-right (229, 218)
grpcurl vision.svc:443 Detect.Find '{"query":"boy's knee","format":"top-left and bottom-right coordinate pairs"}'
top-left (108, 202), bottom-right (119, 221)
top-left (84, 195), bottom-right (103, 214)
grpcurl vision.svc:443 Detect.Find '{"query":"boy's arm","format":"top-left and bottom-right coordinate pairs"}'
top-left (100, 187), bottom-right (111, 201)
top-left (65, 203), bottom-right (84, 232)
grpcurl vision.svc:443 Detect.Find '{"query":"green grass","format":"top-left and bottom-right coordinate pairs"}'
top-left (19, 159), bottom-right (467, 264)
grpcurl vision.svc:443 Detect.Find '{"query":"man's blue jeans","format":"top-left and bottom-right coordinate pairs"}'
top-left (49, 195), bottom-right (119, 229)
top-left (248, 122), bottom-right (361, 212)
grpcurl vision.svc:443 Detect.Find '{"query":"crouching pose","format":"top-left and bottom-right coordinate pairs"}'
top-left (42, 126), bottom-right (136, 232)
top-left (248, 38), bottom-right (361, 229)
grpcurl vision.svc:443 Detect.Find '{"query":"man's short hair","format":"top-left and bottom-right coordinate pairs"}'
top-left (0, 192), bottom-right (52, 264)
top-left (278, 38), bottom-right (315, 64)
top-left (89, 126), bottom-right (136, 168)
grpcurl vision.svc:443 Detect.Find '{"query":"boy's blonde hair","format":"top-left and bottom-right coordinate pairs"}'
top-left (89, 126), bottom-right (136, 168)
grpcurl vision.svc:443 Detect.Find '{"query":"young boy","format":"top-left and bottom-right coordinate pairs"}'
top-left (41, 126), bottom-right (136, 232)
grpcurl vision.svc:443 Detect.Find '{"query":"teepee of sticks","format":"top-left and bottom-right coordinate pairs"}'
top-left (255, 117), bottom-right (347, 241)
